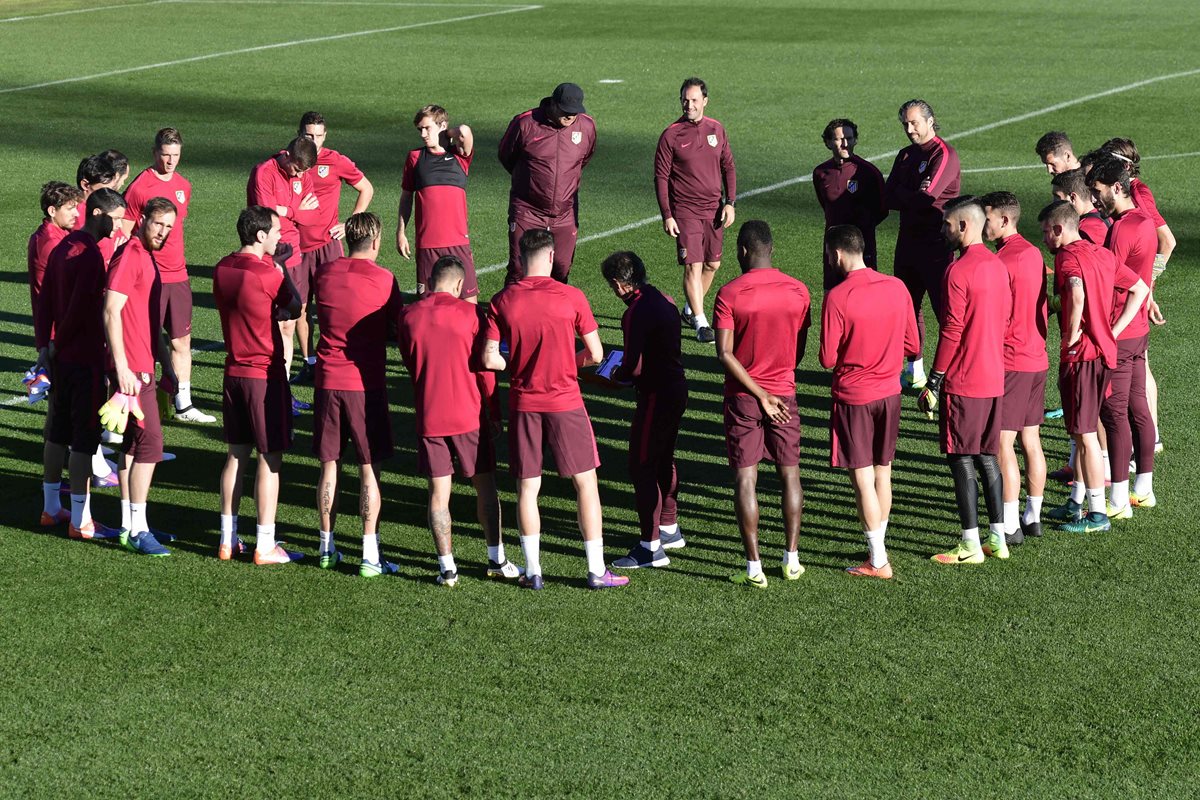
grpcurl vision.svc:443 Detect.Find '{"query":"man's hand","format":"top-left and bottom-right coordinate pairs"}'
top-left (720, 203), bottom-right (736, 229)
top-left (920, 177), bottom-right (932, 192)
top-left (397, 230), bottom-right (411, 259)
top-left (1148, 297), bottom-right (1166, 326)
top-left (759, 394), bottom-right (791, 424)
top-left (116, 365), bottom-right (139, 396)
top-left (329, 222), bottom-right (346, 240)
top-left (298, 192), bottom-right (319, 212)
top-left (273, 242), bottom-right (294, 269)
top-left (35, 346), bottom-right (50, 373)
top-left (663, 217), bottom-right (680, 238)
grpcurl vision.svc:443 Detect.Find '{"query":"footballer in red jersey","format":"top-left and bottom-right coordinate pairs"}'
top-left (812, 119), bottom-right (886, 291)
top-left (819, 225), bottom-right (918, 579)
top-left (921, 197), bottom-right (1011, 565)
top-left (28, 182), bottom-right (83, 322)
top-left (1051, 169), bottom-right (1109, 246)
top-left (212, 206), bottom-right (303, 565)
top-left (713, 221), bottom-right (811, 587)
top-left (397, 105), bottom-right (478, 301)
top-left (654, 78), bottom-right (737, 343)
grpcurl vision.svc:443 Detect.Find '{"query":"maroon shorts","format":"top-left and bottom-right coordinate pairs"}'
top-left (939, 393), bottom-right (1001, 455)
top-left (1060, 359), bottom-right (1109, 435)
top-left (1001, 370), bottom-right (1047, 432)
top-left (830, 394), bottom-right (900, 469)
top-left (222, 375), bottom-right (293, 454)
top-left (724, 393), bottom-right (801, 469)
top-left (509, 407), bottom-right (599, 479)
top-left (44, 360), bottom-right (106, 453)
top-left (419, 426), bottom-right (496, 478)
top-left (415, 244), bottom-right (478, 299)
top-left (158, 280), bottom-right (193, 340)
top-left (116, 373), bottom-right (164, 464)
top-left (299, 239), bottom-right (344, 303)
top-left (506, 206), bottom-right (577, 284)
top-left (675, 215), bottom-right (724, 266)
top-left (312, 388), bottom-right (393, 464)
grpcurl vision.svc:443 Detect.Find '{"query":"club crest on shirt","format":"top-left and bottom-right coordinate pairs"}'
top-left (317, 165), bottom-right (330, 178)
top-left (918, 161), bottom-right (928, 173)
top-left (707, 134), bottom-right (718, 148)
top-left (292, 180), bottom-right (303, 195)
top-left (847, 179), bottom-right (858, 194)
top-left (175, 189), bottom-right (186, 204)
top-left (571, 131), bottom-right (582, 145)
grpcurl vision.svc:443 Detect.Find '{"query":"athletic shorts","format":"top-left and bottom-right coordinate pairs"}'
top-left (312, 388), bottom-right (394, 465)
top-left (298, 239), bottom-right (344, 303)
top-left (116, 372), bottom-right (164, 464)
top-left (1001, 370), bottom-right (1048, 432)
top-left (222, 375), bottom-right (292, 454)
top-left (939, 392), bottom-right (1001, 455)
top-left (724, 393), bottom-right (801, 469)
top-left (509, 407), bottom-right (599, 479)
top-left (416, 244), bottom-right (478, 299)
top-left (44, 360), bottom-right (106, 453)
top-left (830, 394), bottom-right (900, 469)
top-left (158, 280), bottom-right (193, 340)
top-left (675, 214), bottom-right (724, 266)
top-left (419, 426), bottom-right (496, 478)
top-left (1059, 359), bottom-right (1109, 435)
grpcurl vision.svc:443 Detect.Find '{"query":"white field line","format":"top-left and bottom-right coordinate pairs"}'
top-left (169, 1), bottom-right (532, 6)
top-left (0, 4), bottom-right (542, 95)
top-left (0, 1), bottom-right (165, 23)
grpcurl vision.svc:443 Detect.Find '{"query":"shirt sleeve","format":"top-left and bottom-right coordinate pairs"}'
top-left (265, 262), bottom-right (289, 309)
top-left (1132, 181), bottom-right (1167, 228)
top-left (249, 164), bottom-right (278, 211)
top-left (932, 267), bottom-right (965, 375)
top-left (922, 142), bottom-right (960, 201)
top-left (497, 116), bottom-right (522, 175)
top-left (574, 288), bottom-right (599, 337)
top-left (617, 303), bottom-right (647, 380)
top-left (866, 162), bottom-right (889, 226)
top-left (653, 129), bottom-right (674, 219)
top-left (401, 151), bottom-right (418, 193)
top-left (811, 168), bottom-right (827, 210)
top-left (712, 287), bottom-right (733, 330)
top-left (721, 130), bottom-right (736, 203)
top-left (484, 300), bottom-right (502, 341)
top-left (106, 249), bottom-right (139, 296)
top-left (123, 183), bottom-right (146, 226)
top-left (385, 276), bottom-right (403, 342)
top-left (338, 153), bottom-right (365, 186)
top-left (1113, 263), bottom-right (1139, 291)
top-left (291, 175), bottom-right (322, 227)
top-left (581, 120), bottom-right (597, 170)
top-left (33, 259), bottom-right (55, 349)
top-left (883, 150), bottom-right (914, 212)
top-left (818, 291), bottom-right (842, 369)
top-left (902, 291), bottom-right (921, 358)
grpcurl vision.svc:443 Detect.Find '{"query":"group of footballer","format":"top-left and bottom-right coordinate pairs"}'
top-left (26, 80), bottom-right (1172, 588)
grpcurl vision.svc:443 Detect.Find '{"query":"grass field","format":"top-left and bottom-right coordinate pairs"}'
top-left (3, 0), bottom-right (1199, 796)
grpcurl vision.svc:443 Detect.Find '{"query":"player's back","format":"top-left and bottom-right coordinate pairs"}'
top-left (398, 292), bottom-right (484, 436)
top-left (995, 234), bottom-right (1048, 372)
top-left (315, 256), bottom-right (399, 391)
top-left (941, 244), bottom-right (1009, 397)
top-left (822, 269), bottom-right (913, 404)
top-left (713, 267), bottom-right (811, 397)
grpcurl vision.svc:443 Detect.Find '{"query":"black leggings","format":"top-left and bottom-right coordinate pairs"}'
top-left (947, 454), bottom-right (1003, 530)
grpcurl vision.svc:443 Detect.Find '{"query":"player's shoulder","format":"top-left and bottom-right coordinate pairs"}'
top-left (933, 136), bottom-right (958, 157)
top-left (853, 155), bottom-right (885, 176)
top-left (577, 112), bottom-right (597, 131)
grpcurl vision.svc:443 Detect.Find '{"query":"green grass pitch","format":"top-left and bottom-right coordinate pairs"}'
top-left (2, 0), bottom-right (1199, 796)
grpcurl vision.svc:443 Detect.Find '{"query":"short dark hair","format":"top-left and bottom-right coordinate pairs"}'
top-left (519, 228), bottom-right (555, 261)
top-left (1038, 199), bottom-right (1079, 229)
top-left (680, 77), bottom-right (707, 98)
top-left (87, 187), bottom-right (126, 216)
top-left (1079, 148), bottom-right (1103, 174)
top-left (1051, 168), bottom-right (1089, 199)
top-left (944, 195), bottom-right (984, 217)
top-left (822, 118), bottom-right (858, 143)
top-left (345, 212), bottom-right (381, 253)
top-left (898, 99), bottom-right (938, 131)
top-left (1035, 131), bottom-right (1072, 159)
top-left (155, 127), bottom-right (182, 150)
top-left (600, 251), bottom-right (647, 286)
top-left (237, 205), bottom-right (277, 246)
top-left (143, 196), bottom-right (178, 221)
top-left (288, 137), bottom-right (318, 170)
top-left (76, 154), bottom-right (117, 188)
top-left (980, 191), bottom-right (1021, 224)
top-left (824, 224), bottom-right (864, 256)
top-left (1100, 137), bottom-right (1141, 177)
top-left (100, 149), bottom-right (128, 177)
top-left (298, 111), bottom-right (326, 130)
top-left (430, 255), bottom-right (465, 289)
top-left (40, 181), bottom-right (84, 215)
top-left (737, 220), bottom-right (773, 258)
top-left (1086, 155), bottom-right (1132, 194)
top-left (414, 105), bottom-right (447, 127)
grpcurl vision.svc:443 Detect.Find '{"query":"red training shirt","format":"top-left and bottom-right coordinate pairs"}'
top-left (1104, 206), bottom-right (1156, 341)
top-left (247, 152), bottom-right (320, 268)
top-left (1053, 239), bottom-right (1134, 368)
top-left (819, 268), bottom-right (919, 404)
top-left (654, 115), bottom-right (736, 221)
top-left (402, 147), bottom-right (472, 250)
top-left (34, 230), bottom-right (108, 367)
top-left (299, 148), bottom-right (364, 253)
top-left (106, 237), bottom-right (161, 375)
top-left (212, 252), bottom-right (293, 380)
top-left (712, 267), bottom-right (812, 398)
top-left (314, 256), bottom-right (402, 392)
top-left (1079, 211), bottom-right (1109, 246)
top-left (932, 243), bottom-right (1010, 398)
top-left (485, 276), bottom-right (598, 413)
top-left (995, 234), bottom-right (1049, 372)
top-left (124, 168), bottom-right (191, 282)
top-left (1130, 178), bottom-right (1167, 229)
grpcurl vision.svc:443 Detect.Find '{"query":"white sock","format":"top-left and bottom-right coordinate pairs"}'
top-left (1070, 481), bottom-right (1086, 504)
top-left (911, 357), bottom-right (925, 377)
top-left (306, 355), bottom-right (316, 366)
top-left (437, 553), bottom-right (456, 573)
top-left (584, 538), bottom-right (605, 576)
top-left (175, 382), bottom-right (192, 410)
top-left (487, 544), bottom-right (504, 564)
top-left (1003, 500), bottom-right (1019, 535)
top-left (1023, 496), bottom-right (1042, 525)
top-left (1134, 472), bottom-right (1153, 497)
top-left (693, 312), bottom-right (710, 329)
top-left (70, 493), bottom-right (91, 529)
top-left (660, 522), bottom-right (679, 535)
top-left (683, 302), bottom-right (693, 317)
top-left (641, 539), bottom-right (661, 552)
top-left (865, 528), bottom-right (887, 568)
top-left (1101, 450), bottom-right (1111, 481)
top-left (256, 523), bottom-right (276, 553)
top-left (1109, 480), bottom-right (1129, 509)
top-left (1067, 440), bottom-right (1076, 469)
top-left (521, 534), bottom-right (541, 576)
top-left (961, 527), bottom-right (980, 549)
top-left (1154, 424), bottom-right (1160, 442)
top-left (362, 532), bottom-right (379, 564)
top-left (91, 448), bottom-right (110, 478)
top-left (989, 522), bottom-right (1005, 539)
top-left (220, 514), bottom-right (235, 547)
top-left (130, 502), bottom-right (148, 535)
top-left (783, 550), bottom-right (799, 568)
top-left (121, 499), bottom-right (132, 531)
top-left (1087, 488), bottom-right (1106, 516)
top-left (318, 531), bottom-right (334, 554)
top-left (746, 559), bottom-right (763, 578)
top-left (881, 518), bottom-right (889, 533)
top-left (43, 482), bottom-right (62, 515)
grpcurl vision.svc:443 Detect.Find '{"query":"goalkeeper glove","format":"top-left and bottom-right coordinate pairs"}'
top-left (1153, 253), bottom-right (1167, 282)
top-left (917, 371), bottom-right (945, 420)
top-left (99, 394), bottom-right (132, 434)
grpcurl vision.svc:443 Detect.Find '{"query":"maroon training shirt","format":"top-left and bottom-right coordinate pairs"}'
top-left (34, 230), bottom-right (108, 367)
top-left (498, 99), bottom-right (596, 219)
top-left (1104, 206), bottom-right (1156, 340)
top-left (885, 137), bottom-right (961, 243)
top-left (994, 234), bottom-right (1049, 372)
top-left (614, 284), bottom-right (686, 393)
top-left (299, 148), bottom-right (364, 253)
top-left (819, 268), bottom-right (919, 404)
top-left (247, 153), bottom-right (321, 267)
top-left (1053, 239), bottom-right (1132, 368)
top-left (1130, 178), bottom-right (1167, 228)
top-left (125, 168), bottom-right (191, 282)
top-left (212, 252), bottom-right (292, 380)
top-left (27, 220), bottom-right (70, 318)
top-left (314, 256), bottom-right (403, 392)
top-left (654, 115), bottom-right (736, 221)
top-left (106, 237), bottom-right (161, 375)
top-left (713, 267), bottom-right (812, 398)
top-left (812, 155), bottom-right (887, 265)
top-left (931, 243), bottom-right (1010, 398)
